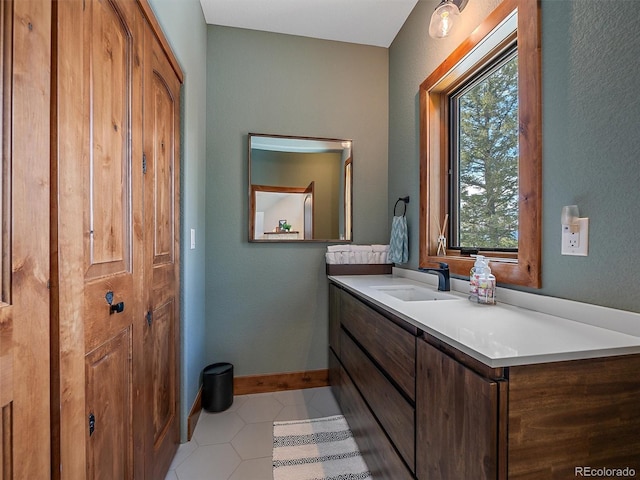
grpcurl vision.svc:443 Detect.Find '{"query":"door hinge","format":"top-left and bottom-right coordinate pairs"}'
top-left (146, 310), bottom-right (153, 327)
top-left (88, 413), bottom-right (95, 437)
top-left (143, 153), bottom-right (147, 174)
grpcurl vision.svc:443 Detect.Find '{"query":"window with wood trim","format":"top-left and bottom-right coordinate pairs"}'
top-left (419, 0), bottom-right (541, 287)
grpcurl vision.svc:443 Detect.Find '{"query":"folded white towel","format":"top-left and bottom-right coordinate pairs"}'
top-left (372, 244), bottom-right (389, 252)
top-left (327, 245), bottom-right (351, 252)
top-left (326, 248), bottom-right (391, 265)
top-left (351, 245), bottom-right (373, 252)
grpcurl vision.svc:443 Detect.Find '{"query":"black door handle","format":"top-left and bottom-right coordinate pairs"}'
top-left (110, 302), bottom-right (125, 314)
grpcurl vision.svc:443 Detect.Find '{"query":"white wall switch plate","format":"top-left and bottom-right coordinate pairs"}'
top-left (561, 218), bottom-right (588, 256)
top-left (190, 228), bottom-right (196, 250)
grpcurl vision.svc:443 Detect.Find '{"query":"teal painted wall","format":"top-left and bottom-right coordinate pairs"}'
top-left (389, 0), bottom-right (640, 313)
top-left (147, 0), bottom-right (208, 441)
top-left (206, 26), bottom-right (389, 376)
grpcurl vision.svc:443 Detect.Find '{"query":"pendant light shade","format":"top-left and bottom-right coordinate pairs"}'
top-left (429, 0), bottom-right (461, 38)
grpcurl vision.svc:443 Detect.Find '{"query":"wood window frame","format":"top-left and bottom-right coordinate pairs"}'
top-left (419, 0), bottom-right (541, 287)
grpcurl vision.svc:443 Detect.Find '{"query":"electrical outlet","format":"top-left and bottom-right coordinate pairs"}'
top-left (561, 218), bottom-right (588, 256)
top-left (567, 231), bottom-right (579, 248)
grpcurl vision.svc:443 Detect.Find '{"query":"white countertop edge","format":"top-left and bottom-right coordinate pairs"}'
top-left (392, 267), bottom-right (640, 337)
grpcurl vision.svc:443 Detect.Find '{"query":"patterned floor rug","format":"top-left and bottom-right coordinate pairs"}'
top-left (272, 414), bottom-right (372, 480)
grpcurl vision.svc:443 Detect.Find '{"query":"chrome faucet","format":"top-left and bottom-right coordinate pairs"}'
top-left (419, 262), bottom-right (450, 291)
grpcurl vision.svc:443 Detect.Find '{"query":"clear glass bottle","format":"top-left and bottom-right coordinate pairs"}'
top-left (477, 263), bottom-right (496, 305)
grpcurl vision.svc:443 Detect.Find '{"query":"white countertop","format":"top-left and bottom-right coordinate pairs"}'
top-left (328, 271), bottom-right (640, 368)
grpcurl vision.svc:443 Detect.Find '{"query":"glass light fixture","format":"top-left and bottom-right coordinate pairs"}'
top-left (561, 205), bottom-right (580, 233)
top-left (429, 0), bottom-right (461, 38)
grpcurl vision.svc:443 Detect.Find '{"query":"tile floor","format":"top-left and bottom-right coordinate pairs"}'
top-left (164, 386), bottom-right (342, 480)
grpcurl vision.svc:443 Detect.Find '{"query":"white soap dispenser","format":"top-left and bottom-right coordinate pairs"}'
top-left (469, 255), bottom-right (485, 301)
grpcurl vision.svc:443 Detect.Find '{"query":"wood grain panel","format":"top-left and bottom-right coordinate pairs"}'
top-left (508, 355), bottom-right (640, 479)
top-left (85, 0), bottom-right (131, 277)
top-left (0, 324), bottom-right (10, 413)
top-left (55, 1), bottom-right (145, 478)
top-left (338, 365), bottom-right (413, 480)
top-left (150, 68), bottom-right (174, 265)
top-left (54, 0), bottom-right (89, 476)
top-left (142, 19), bottom-right (180, 479)
top-left (0, 15), bottom-right (10, 454)
top-left (83, 277), bottom-right (136, 353)
top-left (341, 331), bottom-right (415, 471)
top-left (0, 0), bottom-right (10, 305)
top-left (5, 0), bottom-right (51, 478)
top-left (340, 289), bottom-right (416, 400)
top-left (146, 301), bottom-right (176, 447)
top-left (1, 403), bottom-right (11, 480)
top-left (135, 0), bottom-right (183, 82)
top-left (417, 339), bottom-right (499, 480)
top-left (85, 328), bottom-right (133, 480)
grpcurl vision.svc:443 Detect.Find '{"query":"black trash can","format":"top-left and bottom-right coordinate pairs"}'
top-left (202, 362), bottom-right (234, 412)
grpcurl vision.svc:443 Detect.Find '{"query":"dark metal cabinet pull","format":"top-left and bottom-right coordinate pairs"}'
top-left (88, 413), bottom-right (95, 437)
top-left (110, 302), bottom-right (125, 314)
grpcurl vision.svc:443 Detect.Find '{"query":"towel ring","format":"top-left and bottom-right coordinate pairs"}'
top-left (393, 196), bottom-right (410, 217)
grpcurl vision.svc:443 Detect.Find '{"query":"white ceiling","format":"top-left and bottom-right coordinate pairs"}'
top-left (199, 0), bottom-right (420, 48)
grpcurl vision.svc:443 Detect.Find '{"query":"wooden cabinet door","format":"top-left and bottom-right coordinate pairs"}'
top-left (56, 0), bottom-right (145, 478)
top-left (416, 340), bottom-right (498, 480)
top-left (0, 1), bottom-right (51, 478)
top-left (142, 22), bottom-right (180, 480)
top-left (81, 1), bottom-right (145, 478)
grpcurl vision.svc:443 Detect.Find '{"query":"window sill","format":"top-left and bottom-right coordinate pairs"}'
top-left (422, 254), bottom-right (539, 288)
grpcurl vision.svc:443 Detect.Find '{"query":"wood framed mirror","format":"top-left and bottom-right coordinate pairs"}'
top-left (248, 133), bottom-right (353, 242)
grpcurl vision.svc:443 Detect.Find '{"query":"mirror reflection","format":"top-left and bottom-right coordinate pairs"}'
top-left (249, 133), bottom-right (353, 242)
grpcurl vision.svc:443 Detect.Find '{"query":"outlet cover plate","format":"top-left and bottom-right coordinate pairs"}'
top-left (561, 218), bottom-right (588, 256)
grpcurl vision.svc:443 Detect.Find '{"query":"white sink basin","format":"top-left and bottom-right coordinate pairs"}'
top-left (372, 285), bottom-right (460, 302)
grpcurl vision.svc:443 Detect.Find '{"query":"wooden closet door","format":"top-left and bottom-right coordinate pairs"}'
top-left (81, 0), bottom-right (146, 478)
top-left (55, 0), bottom-right (145, 478)
top-left (142, 21), bottom-right (180, 480)
top-left (0, 1), bottom-right (51, 479)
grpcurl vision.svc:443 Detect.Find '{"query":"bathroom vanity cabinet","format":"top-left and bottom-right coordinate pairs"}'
top-left (328, 280), bottom-right (640, 480)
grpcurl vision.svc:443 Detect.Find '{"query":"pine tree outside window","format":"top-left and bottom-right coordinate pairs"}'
top-left (450, 46), bottom-right (519, 252)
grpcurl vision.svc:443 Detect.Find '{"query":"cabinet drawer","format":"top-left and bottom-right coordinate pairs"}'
top-left (342, 331), bottom-right (415, 472)
top-left (340, 290), bottom-right (416, 400)
top-left (338, 364), bottom-right (414, 480)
